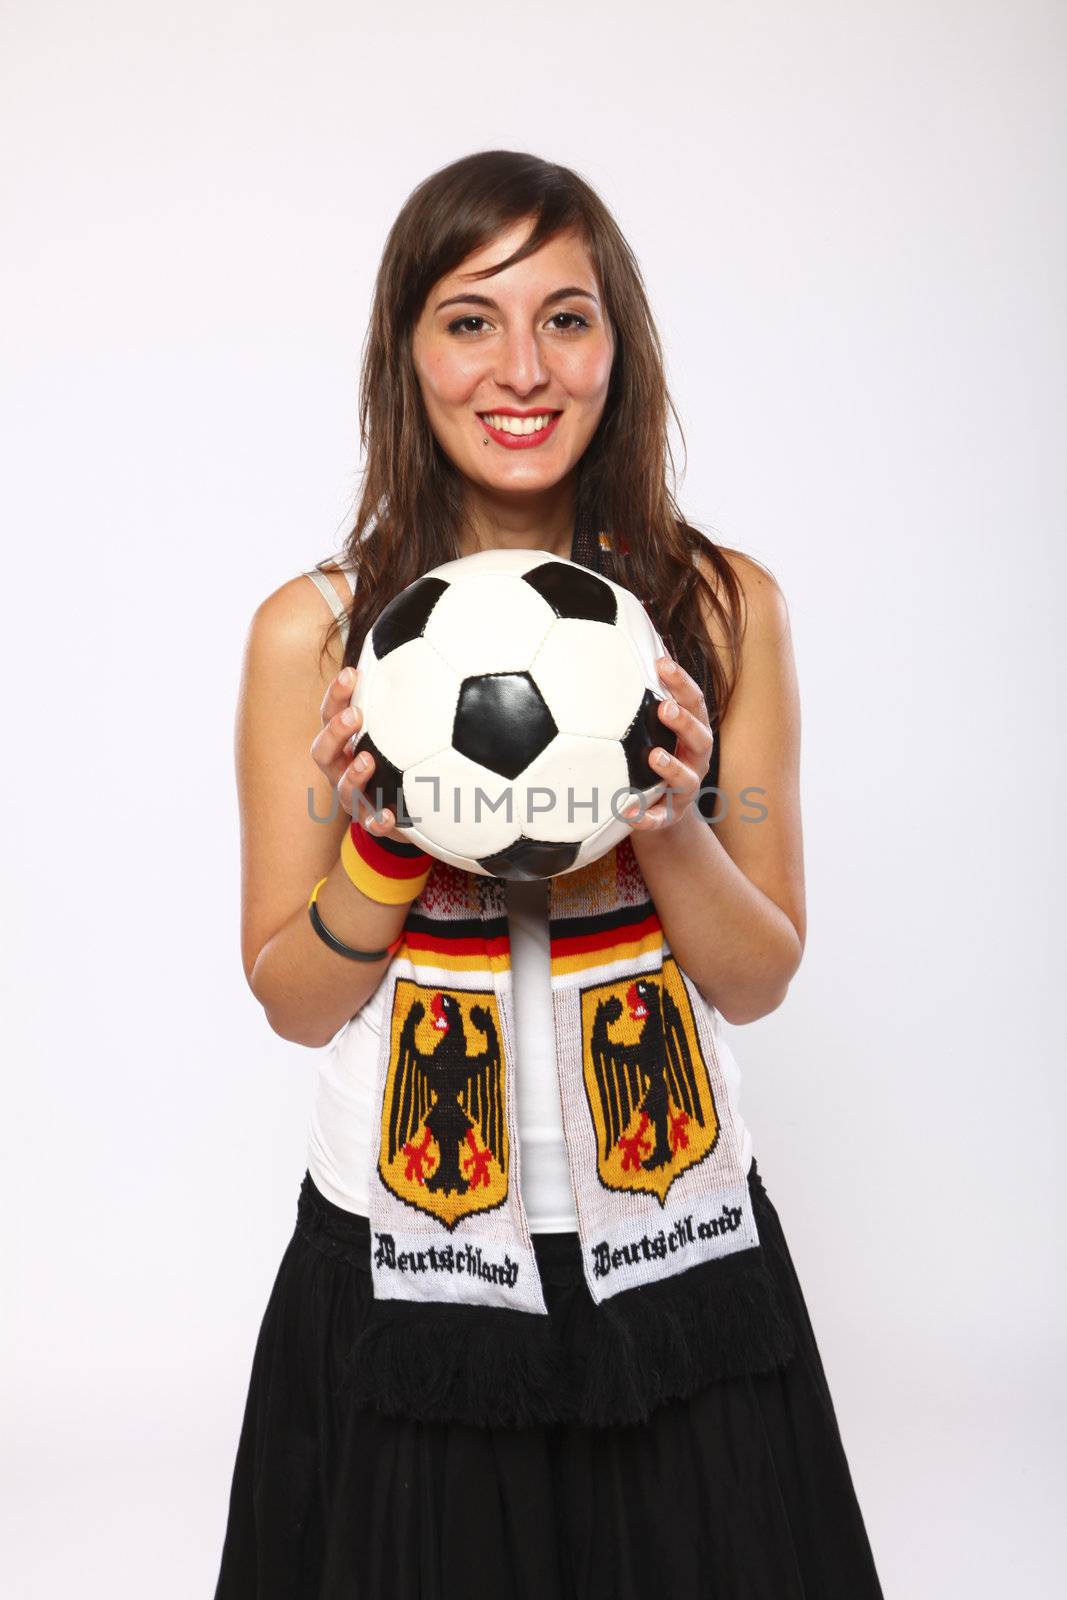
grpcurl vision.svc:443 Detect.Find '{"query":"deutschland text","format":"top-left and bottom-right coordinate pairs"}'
top-left (589, 1203), bottom-right (743, 1280)
top-left (373, 1230), bottom-right (520, 1289)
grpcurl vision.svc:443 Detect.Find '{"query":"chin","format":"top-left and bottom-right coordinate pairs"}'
top-left (487, 471), bottom-right (566, 493)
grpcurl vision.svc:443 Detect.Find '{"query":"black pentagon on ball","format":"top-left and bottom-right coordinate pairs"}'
top-left (350, 732), bottom-right (407, 822)
top-left (479, 837), bottom-right (581, 881)
top-left (621, 689), bottom-right (679, 789)
top-left (453, 672), bottom-right (557, 780)
top-left (521, 560), bottom-right (617, 624)
top-left (371, 575), bottom-right (449, 659)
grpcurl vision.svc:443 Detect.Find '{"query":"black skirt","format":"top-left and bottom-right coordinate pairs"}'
top-left (213, 1159), bottom-right (884, 1599)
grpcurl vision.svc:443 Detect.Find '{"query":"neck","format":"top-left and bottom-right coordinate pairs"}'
top-left (456, 474), bottom-right (579, 561)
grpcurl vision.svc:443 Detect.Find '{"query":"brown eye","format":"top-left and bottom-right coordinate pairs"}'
top-left (447, 315), bottom-right (490, 335)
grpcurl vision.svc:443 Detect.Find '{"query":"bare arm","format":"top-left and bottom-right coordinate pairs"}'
top-left (235, 571), bottom-right (415, 1048)
top-left (627, 549), bottom-right (806, 1025)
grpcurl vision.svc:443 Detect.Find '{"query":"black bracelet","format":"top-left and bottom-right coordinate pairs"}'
top-left (307, 876), bottom-right (398, 963)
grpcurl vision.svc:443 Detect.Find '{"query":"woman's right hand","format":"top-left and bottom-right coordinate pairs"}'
top-left (310, 666), bottom-right (398, 835)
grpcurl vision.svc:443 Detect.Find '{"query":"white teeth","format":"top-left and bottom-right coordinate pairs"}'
top-left (482, 413), bottom-right (555, 435)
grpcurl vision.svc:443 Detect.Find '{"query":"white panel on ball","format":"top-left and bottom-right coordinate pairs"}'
top-left (613, 583), bottom-right (667, 683)
top-left (360, 637), bottom-right (460, 770)
top-left (422, 573), bottom-right (557, 677)
top-left (516, 734), bottom-right (632, 842)
top-left (403, 746), bottom-right (521, 860)
top-left (530, 619), bottom-right (646, 739)
top-left (398, 823), bottom-right (493, 876)
top-left (422, 546), bottom-right (556, 584)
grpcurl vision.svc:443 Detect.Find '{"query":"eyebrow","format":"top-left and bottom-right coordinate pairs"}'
top-left (434, 286), bottom-right (600, 313)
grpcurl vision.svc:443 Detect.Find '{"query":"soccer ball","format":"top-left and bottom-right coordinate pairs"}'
top-left (348, 547), bottom-right (678, 880)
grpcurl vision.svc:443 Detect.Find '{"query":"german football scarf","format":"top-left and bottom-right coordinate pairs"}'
top-left (337, 516), bottom-right (797, 1428)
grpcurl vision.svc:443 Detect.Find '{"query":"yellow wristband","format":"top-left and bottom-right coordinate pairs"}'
top-left (340, 820), bottom-right (433, 906)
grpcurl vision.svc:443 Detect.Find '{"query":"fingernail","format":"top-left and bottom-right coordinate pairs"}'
top-left (355, 752), bottom-right (370, 770)
top-left (341, 706), bottom-right (357, 725)
top-left (340, 668), bottom-right (354, 686)
top-left (660, 657), bottom-right (676, 672)
top-left (653, 749), bottom-right (669, 768)
top-left (663, 699), bottom-right (678, 719)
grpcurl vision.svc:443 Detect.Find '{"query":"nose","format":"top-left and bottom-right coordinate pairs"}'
top-left (494, 323), bottom-right (550, 398)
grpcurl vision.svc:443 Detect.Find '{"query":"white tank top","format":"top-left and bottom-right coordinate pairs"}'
top-left (302, 559), bottom-right (753, 1230)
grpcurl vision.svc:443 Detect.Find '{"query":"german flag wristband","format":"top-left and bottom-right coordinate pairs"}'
top-left (340, 819), bottom-right (433, 907)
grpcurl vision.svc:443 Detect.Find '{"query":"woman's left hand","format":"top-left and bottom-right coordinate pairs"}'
top-left (623, 655), bottom-right (715, 832)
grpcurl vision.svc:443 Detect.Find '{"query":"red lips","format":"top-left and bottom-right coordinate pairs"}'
top-left (478, 412), bottom-right (562, 450)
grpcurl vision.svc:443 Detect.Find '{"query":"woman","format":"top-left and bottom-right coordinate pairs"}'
top-left (216, 150), bottom-right (884, 1598)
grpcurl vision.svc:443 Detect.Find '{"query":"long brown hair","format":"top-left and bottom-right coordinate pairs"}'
top-left (321, 149), bottom-right (752, 739)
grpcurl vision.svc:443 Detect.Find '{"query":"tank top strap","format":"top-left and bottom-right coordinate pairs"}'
top-left (303, 557), bottom-right (355, 648)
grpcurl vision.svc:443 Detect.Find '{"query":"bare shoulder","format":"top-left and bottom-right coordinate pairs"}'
top-left (235, 566), bottom-right (352, 795)
top-left (251, 563), bottom-right (351, 639)
top-left (691, 539), bottom-right (791, 653)
top-left (242, 567), bottom-right (350, 695)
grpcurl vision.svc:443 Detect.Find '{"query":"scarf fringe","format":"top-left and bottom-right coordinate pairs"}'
top-left (338, 1248), bottom-right (797, 1430)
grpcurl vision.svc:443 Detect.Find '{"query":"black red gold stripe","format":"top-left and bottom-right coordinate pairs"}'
top-left (341, 820), bottom-right (433, 906)
top-left (400, 911), bottom-right (511, 974)
top-left (549, 899), bottom-right (663, 977)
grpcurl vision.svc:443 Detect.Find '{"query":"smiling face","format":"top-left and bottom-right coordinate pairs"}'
top-left (410, 219), bottom-right (615, 504)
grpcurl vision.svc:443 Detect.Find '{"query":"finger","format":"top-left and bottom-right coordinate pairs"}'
top-left (620, 788), bottom-right (675, 829)
top-left (318, 665), bottom-right (358, 725)
top-left (623, 797), bottom-right (669, 830)
top-left (658, 697), bottom-right (713, 760)
top-left (656, 658), bottom-right (709, 722)
top-left (649, 747), bottom-right (700, 794)
top-left (340, 758), bottom-right (399, 836)
top-left (311, 702), bottom-right (365, 779)
top-left (364, 807), bottom-right (396, 835)
top-left (336, 748), bottom-right (376, 817)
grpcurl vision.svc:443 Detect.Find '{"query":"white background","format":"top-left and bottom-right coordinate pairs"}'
top-left (2, 2), bottom-right (1064, 1594)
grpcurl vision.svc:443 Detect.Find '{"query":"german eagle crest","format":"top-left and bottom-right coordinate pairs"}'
top-left (581, 956), bottom-right (720, 1204)
top-left (377, 979), bottom-right (509, 1230)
